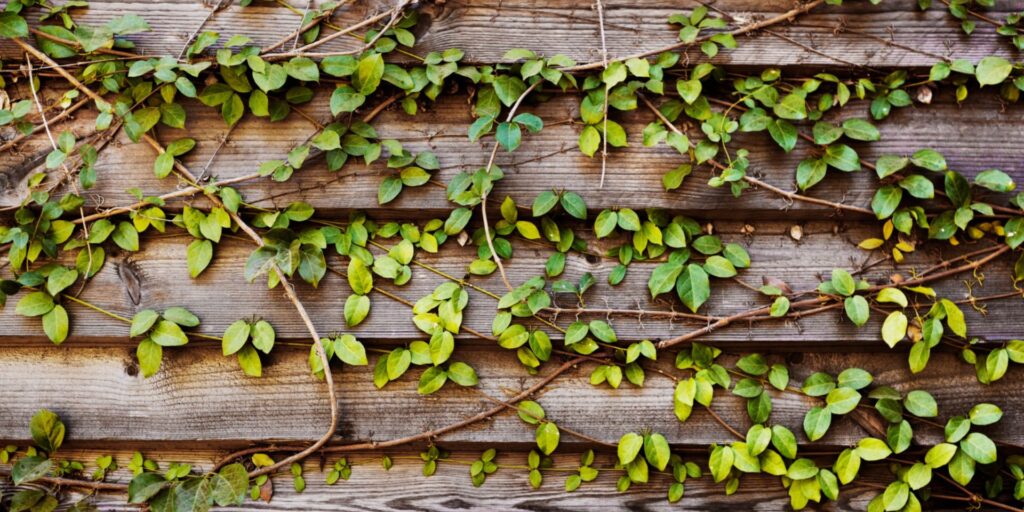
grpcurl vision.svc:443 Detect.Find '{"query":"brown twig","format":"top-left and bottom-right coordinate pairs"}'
top-left (479, 81), bottom-right (542, 291)
top-left (178, 0), bottom-right (232, 59)
top-left (638, 94), bottom-right (874, 216)
top-left (263, 6), bottom-right (406, 60)
top-left (0, 469), bottom-right (128, 491)
top-left (212, 356), bottom-right (587, 469)
top-left (15, 36), bottom-right (335, 481)
top-left (562, 0), bottom-right (827, 72)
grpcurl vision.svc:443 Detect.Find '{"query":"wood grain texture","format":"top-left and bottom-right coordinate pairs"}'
top-left (0, 221), bottom-right (1019, 345)
top-left (0, 346), bottom-right (1019, 447)
top-left (0, 448), bottom-right (911, 511)
top-left (0, 0), bottom-right (1019, 68)
top-left (3, 90), bottom-right (1023, 218)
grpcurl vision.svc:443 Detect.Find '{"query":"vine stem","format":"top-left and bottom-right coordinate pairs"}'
top-left (655, 243), bottom-right (1011, 350)
top-left (479, 80), bottom-right (542, 291)
top-left (259, 0), bottom-right (349, 54)
top-left (212, 356), bottom-right (587, 470)
top-left (638, 94), bottom-right (874, 216)
top-left (594, 0), bottom-right (610, 188)
top-left (263, 3), bottom-right (409, 60)
top-left (0, 469), bottom-right (128, 491)
top-left (562, 0), bottom-right (827, 72)
top-left (66, 93), bottom-right (400, 226)
top-left (0, 94), bottom-right (92, 154)
top-left (13, 38), bottom-right (336, 480)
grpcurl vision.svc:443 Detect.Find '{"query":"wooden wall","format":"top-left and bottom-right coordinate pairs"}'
top-left (1, 0), bottom-right (1023, 510)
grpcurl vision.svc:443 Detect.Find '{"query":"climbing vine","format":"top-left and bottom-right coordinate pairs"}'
top-left (2, 0), bottom-right (1024, 510)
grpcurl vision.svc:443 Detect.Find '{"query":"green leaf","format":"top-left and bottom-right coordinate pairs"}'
top-left (968, 403), bottom-right (1002, 426)
top-left (251, 320), bottom-right (275, 354)
top-left (150, 319), bottom-right (189, 347)
top-left (643, 433), bottom-right (671, 471)
top-left (330, 85), bottom-right (365, 115)
top-left (30, 409), bottom-right (65, 453)
top-left (841, 118), bottom-right (880, 141)
top-left (803, 406), bottom-right (832, 441)
top-left (709, 446), bottom-right (734, 483)
top-left (131, 310), bottom-right (160, 337)
top-left (211, 463), bottom-right (249, 506)
top-left (771, 425), bottom-right (798, 459)
top-left (0, 13), bottom-right (29, 38)
top-left (768, 119), bottom-right (797, 152)
top-left (353, 53), bottom-right (384, 95)
top-left (285, 57), bottom-right (320, 82)
top-left (975, 56), bottom-right (1012, 86)
top-left (676, 78), bottom-right (702, 104)
top-left (344, 294), bottom-right (371, 327)
top-left (16, 292), bottom-right (55, 317)
top-left (417, 366), bottom-right (448, 394)
top-left (579, 125), bottom-right (601, 157)
top-left (974, 169), bottom-right (1015, 193)
top-left (334, 334), bottom-right (368, 366)
top-left (855, 438), bottom-right (892, 461)
top-left (42, 304), bottom-right (69, 344)
top-left (496, 121), bottom-right (522, 152)
top-left (910, 149), bottom-right (947, 171)
top-left (899, 174), bottom-right (934, 199)
top-left (128, 472), bottom-right (167, 503)
top-left (676, 264), bottom-right (710, 313)
top-left (222, 319), bottom-right (251, 356)
top-left (959, 432), bottom-right (997, 464)
top-left (844, 295), bottom-right (869, 327)
top-left (703, 255), bottom-right (737, 278)
top-left (378, 175), bottom-right (403, 204)
top-left (137, 339), bottom-right (162, 377)
top-left (875, 155), bottom-right (909, 178)
top-left (387, 348), bottom-right (411, 380)
top-left (447, 361), bottom-right (478, 386)
top-left (560, 192), bottom-right (587, 220)
top-left (187, 239), bottom-right (213, 278)
top-left (835, 449), bottom-right (861, 484)
top-left (12, 456), bottom-right (52, 485)
top-left (648, 262), bottom-right (682, 298)
top-left (826, 387), bottom-right (861, 415)
top-left (773, 93), bottom-right (807, 120)
top-left (831, 269), bottom-right (855, 296)
top-left (948, 450), bottom-right (976, 485)
top-left (237, 344), bottom-right (262, 377)
top-left (786, 458), bottom-right (819, 480)
top-left (904, 390), bottom-right (938, 417)
top-left (770, 296), bottom-right (790, 317)
top-left (45, 267), bottom-right (78, 296)
top-left (348, 258), bottom-right (373, 294)
top-left (881, 311), bottom-right (908, 348)
top-left (925, 443), bottom-right (957, 468)
top-left (536, 422), bottom-right (560, 455)
top-left (837, 368), bottom-right (873, 390)
top-left (617, 432), bottom-right (644, 465)
top-left (871, 185), bottom-right (903, 219)
top-left (823, 144), bottom-right (861, 172)
top-left (796, 158), bottom-right (827, 190)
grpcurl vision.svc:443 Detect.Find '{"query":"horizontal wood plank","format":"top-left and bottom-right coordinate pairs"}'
top-left (0, 0), bottom-right (1018, 69)
top-left (0, 448), bottom-right (906, 511)
top-left (0, 347), bottom-right (1018, 448)
top-left (3, 91), bottom-right (1023, 219)
top-left (0, 221), bottom-right (1019, 345)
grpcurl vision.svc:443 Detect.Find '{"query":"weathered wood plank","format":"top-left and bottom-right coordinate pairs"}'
top-left (0, 221), bottom-right (1019, 345)
top-left (0, 448), bottom-right (900, 511)
top-left (0, 0), bottom-right (1018, 69)
top-left (3, 90), bottom-right (1021, 218)
top-left (0, 347), bottom-right (1018, 447)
